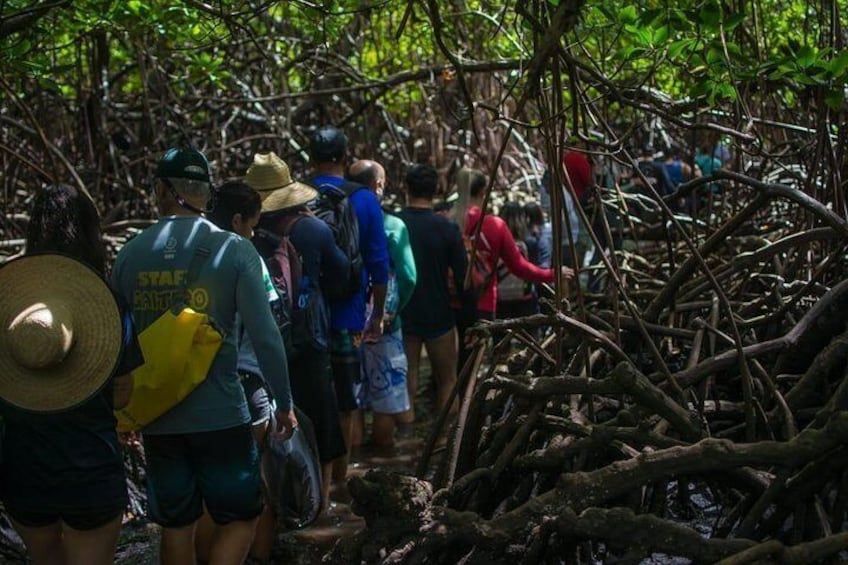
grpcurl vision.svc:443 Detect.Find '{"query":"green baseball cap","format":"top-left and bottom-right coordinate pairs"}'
top-left (155, 148), bottom-right (211, 183)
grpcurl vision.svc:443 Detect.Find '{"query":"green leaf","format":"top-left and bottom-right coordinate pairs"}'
top-left (618, 45), bottom-right (647, 60)
top-left (825, 88), bottom-right (845, 111)
top-left (828, 50), bottom-right (848, 77)
top-left (706, 46), bottom-right (724, 65)
top-left (9, 40), bottom-right (32, 57)
top-left (699, 3), bottom-right (721, 29)
top-left (725, 12), bottom-right (746, 30)
top-left (652, 25), bottom-right (669, 45)
top-left (619, 6), bottom-right (638, 24)
top-left (668, 39), bottom-right (691, 59)
top-left (796, 45), bottom-right (817, 68)
top-left (547, 0), bottom-right (561, 5)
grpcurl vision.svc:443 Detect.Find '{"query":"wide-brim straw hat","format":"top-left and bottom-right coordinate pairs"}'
top-left (245, 152), bottom-right (318, 212)
top-left (0, 254), bottom-right (123, 412)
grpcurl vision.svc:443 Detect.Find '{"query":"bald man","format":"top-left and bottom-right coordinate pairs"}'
top-left (347, 160), bottom-right (417, 446)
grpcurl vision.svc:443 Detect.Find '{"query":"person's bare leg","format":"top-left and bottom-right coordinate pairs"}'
top-left (350, 409), bottom-right (365, 447)
top-left (194, 508), bottom-right (215, 563)
top-left (371, 412), bottom-right (397, 447)
top-left (332, 410), bottom-right (355, 482)
top-left (9, 519), bottom-right (63, 565)
top-left (398, 335), bottom-right (422, 424)
top-left (62, 514), bottom-right (122, 565)
top-left (321, 462), bottom-right (333, 512)
top-left (250, 421), bottom-right (274, 563)
top-left (160, 523), bottom-right (197, 565)
top-left (207, 517), bottom-right (259, 565)
top-left (424, 328), bottom-right (459, 420)
top-left (248, 504), bottom-right (275, 563)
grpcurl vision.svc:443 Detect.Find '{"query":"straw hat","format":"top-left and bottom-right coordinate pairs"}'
top-left (245, 152), bottom-right (318, 213)
top-left (0, 254), bottom-right (123, 412)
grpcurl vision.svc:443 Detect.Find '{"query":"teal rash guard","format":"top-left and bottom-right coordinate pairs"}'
top-left (111, 216), bottom-right (292, 434)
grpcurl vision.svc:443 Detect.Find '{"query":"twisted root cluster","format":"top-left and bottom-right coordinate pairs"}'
top-left (331, 175), bottom-right (848, 564)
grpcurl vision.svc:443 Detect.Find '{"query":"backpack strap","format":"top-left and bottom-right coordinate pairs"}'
top-left (174, 232), bottom-right (218, 309)
top-left (339, 180), bottom-right (367, 198)
top-left (306, 177), bottom-right (366, 200)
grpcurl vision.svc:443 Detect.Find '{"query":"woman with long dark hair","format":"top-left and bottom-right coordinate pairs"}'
top-left (202, 180), bottom-right (278, 563)
top-left (496, 201), bottom-right (539, 320)
top-left (0, 184), bottom-right (142, 565)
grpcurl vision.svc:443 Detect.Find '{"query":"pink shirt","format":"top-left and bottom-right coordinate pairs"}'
top-left (466, 206), bottom-right (554, 313)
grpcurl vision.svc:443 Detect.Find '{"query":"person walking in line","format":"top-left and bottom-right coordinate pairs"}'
top-left (398, 164), bottom-right (473, 429)
top-left (464, 170), bottom-right (574, 322)
top-left (0, 184), bottom-right (143, 565)
top-left (251, 151), bottom-right (350, 510)
top-left (307, 126), bottom-right (391, 481)
top-left (112, 148), bottom-right (297, 565)
top-left (202, 180), bottom-right (280, 563)
top-left (496, 201), bottom-right (539, 321)
top-left (348, 159), bottom-right (417, 447)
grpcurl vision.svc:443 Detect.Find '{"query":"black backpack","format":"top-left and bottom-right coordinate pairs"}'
top-left (307, 179), bottom-right (365, 300)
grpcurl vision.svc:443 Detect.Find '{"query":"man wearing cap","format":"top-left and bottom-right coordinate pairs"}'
top-left (308, 126), bottom-right (391, 480)
top-left (112, 148), bottom-right (297, 564)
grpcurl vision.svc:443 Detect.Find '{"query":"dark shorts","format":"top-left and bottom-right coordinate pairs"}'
top-left (4, 504), bottom-right (123, 532)
top-left (289, 351), bottom-right (347, 463)
top-left (240, 372), bottom-right (272, 425)
top-left (403, 326), bottom-right (453, 342)
top-left (143, 425), bottom-right (263, 528)
top-left (330, 329), bottom-right (362, 412)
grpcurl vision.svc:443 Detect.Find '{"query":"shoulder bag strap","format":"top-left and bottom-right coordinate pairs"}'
top-left (175, 232), bottom-right (217, 309)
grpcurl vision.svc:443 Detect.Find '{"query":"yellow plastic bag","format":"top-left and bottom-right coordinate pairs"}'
top-left (116, 307), bottom-right (222, 432)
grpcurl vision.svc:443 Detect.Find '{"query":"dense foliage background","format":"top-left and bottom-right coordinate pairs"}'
top-left (1, 0), bottom-right (845, 224)
top-left (3, 3), bottom-right (848, 563)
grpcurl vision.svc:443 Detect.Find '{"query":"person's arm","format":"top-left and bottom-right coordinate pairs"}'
top-left (359, 191), bottom-right (390, 340)
top-left (497, 218), bottom-right (556, 283)
top-left (112, 294), bottom-right (143, 410)
top-left (236, 240), bottom-right (297, 437)
top-left (392, 221), bottom-right (417, 311)
top-left (113, 374), bottom-right (134, 409)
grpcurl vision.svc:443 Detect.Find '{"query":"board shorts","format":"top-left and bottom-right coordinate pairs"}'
top-left (5, 500), bottom-right (124, 531)
top-left (143, 424), bottom-right (263, 528)
top-left (330, 329), bottom-right (362, 412)
top-left (358, 328), bottom-right (410, 415)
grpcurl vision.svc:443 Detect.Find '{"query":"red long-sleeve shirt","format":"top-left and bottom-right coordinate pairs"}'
top-left (466, 206), bottom-right (554, 313)
top-left (562, 150), bottom-right (593, 201)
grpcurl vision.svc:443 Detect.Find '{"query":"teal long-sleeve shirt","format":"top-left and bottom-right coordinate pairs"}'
top-left (385, 213), bottom-right (417, 332)
top-left (111, 216), bottom-right (292, 434)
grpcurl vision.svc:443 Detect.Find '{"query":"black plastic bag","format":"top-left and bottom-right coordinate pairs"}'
top-left (264, 407), bottom-right (323, 529)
